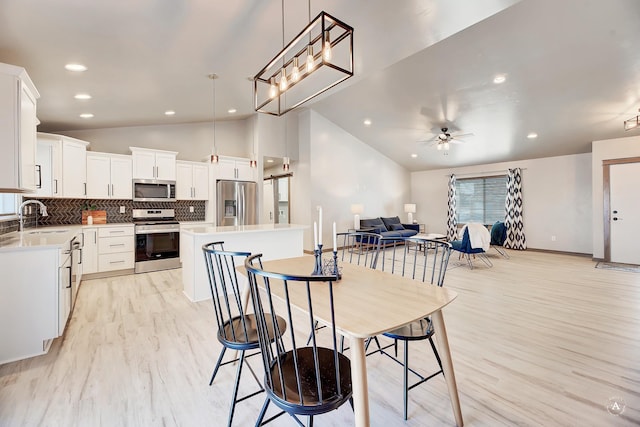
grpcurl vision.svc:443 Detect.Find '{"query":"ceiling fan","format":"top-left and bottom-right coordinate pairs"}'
top-left (418, 127), bottom-right (474, 151)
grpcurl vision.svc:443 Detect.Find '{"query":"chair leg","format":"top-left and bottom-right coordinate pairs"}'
top-left (209, 346), bottom-right (228, 386)
top-left (307, 415), bottom-right (314, 427)
top-left (466, 254), bottom-right (474, 270)
top-left (255, 398), bottom-right (270, 426)
top-left (227, 350), bottom-right (246, 427)
top-left (428, 337), bottom-right (443, 372)
top-left (403, 340), bottom-right (409, 421)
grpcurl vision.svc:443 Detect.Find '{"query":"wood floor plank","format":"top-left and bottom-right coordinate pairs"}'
top-left (1, 250), bottom-right (639, 426)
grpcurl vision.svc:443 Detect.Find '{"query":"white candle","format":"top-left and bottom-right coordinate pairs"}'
top-left (333, 221), bottom-right (337, 252)
top-left (313, 221), bottom-right (318, 249)
top-left (317, 206), bottom-right (323, 245)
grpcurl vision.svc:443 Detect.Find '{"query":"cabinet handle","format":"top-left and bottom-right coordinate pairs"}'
top-left (110, 260), bottom-right (125, 264)
top-left (107, 184), bottom-right (111, 196)
top-left (84, 183), bottom-right (87, 196)
top-left (67, 266), bottom-right (72, 288)
top-left (110, 230), bottom-right (126, 234)
top-left (36, 165), bottom-right (42, 189)
top-left (110, 243), bottom-right (125, 247)
top-left (111, 184), bottom-right (114, 196)
top-left (54, 179), bottom-right (58, 194)
top-left (79, 248), bottom-right (83, 264)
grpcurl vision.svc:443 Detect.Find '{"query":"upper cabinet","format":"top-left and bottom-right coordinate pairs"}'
top-left (0, 62), bottom-right (40, 193)
top-left (215, 156), bottom-right (256, 182)
top-left (130, 147), bottom-right (177, 181)
top-left (86, 152), bottom-right (132, 199)
top-left (176, 160), bottom-right (209, 200)
top-left (36, 133), bottom-right (89, 198)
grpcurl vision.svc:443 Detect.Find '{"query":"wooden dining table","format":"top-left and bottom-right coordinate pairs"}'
top-left (246, 255), bottom-right (463, 427)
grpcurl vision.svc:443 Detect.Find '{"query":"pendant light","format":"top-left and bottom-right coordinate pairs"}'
top-left (248, 77), bottom-right (258, 168)
top-left (209, 73), bottom-right (219, 163)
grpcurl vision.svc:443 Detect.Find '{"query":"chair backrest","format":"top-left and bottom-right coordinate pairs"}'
top-left (490, 221), bottom-right (507, 246)
top-left (202, 241), bottom-right (253, 344)
top-left (402, 239), bottom-right (452, 286)
top-left (338, 231), bottom-right (382, 269)
top-left (245, 254), bottom-right (349, 410)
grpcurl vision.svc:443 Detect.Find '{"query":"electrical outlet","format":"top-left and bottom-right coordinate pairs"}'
top-left (119, 206), bottom-right (126, 213)
top-left (189, 206), bottom-right (194, 213)
top-left (551, 235), bottom-right (556, 241)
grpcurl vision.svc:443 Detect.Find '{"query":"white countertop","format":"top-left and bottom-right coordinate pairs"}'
top-left (182, 223), bottom-right (308, 235)
top-left (0, 223), bottom-right (133, 252)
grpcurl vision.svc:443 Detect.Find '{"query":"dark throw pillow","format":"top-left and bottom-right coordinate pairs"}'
top-left (389, 223), bottom-right (405, 231)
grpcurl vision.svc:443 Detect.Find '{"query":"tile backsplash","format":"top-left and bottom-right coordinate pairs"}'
top-left (0, 198), bottom-right (206, 235)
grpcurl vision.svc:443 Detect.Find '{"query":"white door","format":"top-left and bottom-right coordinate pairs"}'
top-left (110, 156), bottom-right (133, 199)
top-left (609, 162), bottom-right (640, 264)
top-left (132, 150), bottom-right (156, 179)
top-left (36, 141), bottom-right (53, 197)
top-left (86, 154), bottom-right (111, 198)
top-left (262, 180), bottom-right (274, 224)
top-left (192, 164), bottom-right (209, 200)
top-left (62, 141), bottom-right (87, 198)
top-left (154, 152), bottom-right (177, 180)
top-left (176, 162), bottom-right (193, 200)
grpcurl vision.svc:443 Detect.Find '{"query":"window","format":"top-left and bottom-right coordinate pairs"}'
top-left (455, 175), bottom-right (507, 225)
top-left (0, 194), bottom-right (18, 218)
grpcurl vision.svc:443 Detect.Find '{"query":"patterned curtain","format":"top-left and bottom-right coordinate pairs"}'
top-left (446, 174), bottom-right (457, 241)
top-left (504, 168), bottom-right (526, 249)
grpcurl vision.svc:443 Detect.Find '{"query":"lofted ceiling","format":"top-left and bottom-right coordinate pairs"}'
top-left (1, 0), bottom-right (639, 171)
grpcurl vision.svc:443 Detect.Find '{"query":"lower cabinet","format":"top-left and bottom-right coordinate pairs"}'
top-left (82, 227), bottom-right (98, 274)
top-left (0, 245), bottom-right (68, 364)
top-left (98, 226), bottom-right (134, 272)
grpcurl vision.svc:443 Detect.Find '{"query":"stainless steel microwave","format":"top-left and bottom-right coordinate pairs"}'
top-left (132, 179), bottom-right (176, 202)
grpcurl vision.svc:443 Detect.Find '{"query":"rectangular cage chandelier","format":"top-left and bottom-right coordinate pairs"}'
top-left (253, 11), bottom-right (354, 116)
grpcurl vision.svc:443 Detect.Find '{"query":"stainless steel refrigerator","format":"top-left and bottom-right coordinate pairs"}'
top-left (217, 180), bottom-right (258, 226)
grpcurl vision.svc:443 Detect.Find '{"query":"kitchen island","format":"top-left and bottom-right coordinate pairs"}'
top-left (180, 223), bottom-right (307, 302)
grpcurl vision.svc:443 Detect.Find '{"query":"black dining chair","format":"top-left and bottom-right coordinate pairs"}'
top-left (368, 238), bottom-right (453, 420)
top-left (245, 253), bottom-right (353, 426)
top-left (202, 242), bottom-right (287, 427)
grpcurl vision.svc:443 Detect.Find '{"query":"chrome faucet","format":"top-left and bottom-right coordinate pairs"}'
top-left (18, 200), bottom-right (48, 232)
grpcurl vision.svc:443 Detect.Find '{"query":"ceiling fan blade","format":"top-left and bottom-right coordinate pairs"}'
top-left (452, 132), bottom-right (474, 139)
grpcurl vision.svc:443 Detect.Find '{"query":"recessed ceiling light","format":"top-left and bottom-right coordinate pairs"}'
top-left (527, 132), bottom-right (538, 139)
top-left (493, 74), bottom-right (506, 84)
top-left (79, 113), bottom-right (94, 119)
top-left (267, 159), bottom-right (274, 163)
top-left (363, 119), bottom-right (372, 126)
top-left (228, 108), bottom-right (237, 114)
top-left (65, 63), bottom-right (87, 72)
top-left (74, 93), bottom-right (92, 100)
top-left (164, 110), bottom-right (176, 116)
top-left (410, 153), bottom-right (418, 158)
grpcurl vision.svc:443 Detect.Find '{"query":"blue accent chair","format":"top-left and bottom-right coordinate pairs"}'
top-left (490, 221), bottom-right (510, 259)
top-left (450, 226), bottom-right (493, 269)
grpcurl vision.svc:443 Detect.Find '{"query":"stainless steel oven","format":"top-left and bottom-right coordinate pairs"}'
top-left (133, 209), bottom-right (180, 273)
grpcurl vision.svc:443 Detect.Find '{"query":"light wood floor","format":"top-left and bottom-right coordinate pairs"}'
top-left (1, 250), bottom-right (639, 426)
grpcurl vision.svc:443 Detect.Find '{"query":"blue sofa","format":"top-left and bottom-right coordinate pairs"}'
top-left (359, 216), bottom-right (419, 239)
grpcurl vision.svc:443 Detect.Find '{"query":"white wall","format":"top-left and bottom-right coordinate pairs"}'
top-left (411, 153), bottom-right (592, 254)
top-left (591, 134), bottom-right (640, 259)
top-left (304, 110), bottom-right (411, 251)
top-left (63, 119), bottom-right (251, 161)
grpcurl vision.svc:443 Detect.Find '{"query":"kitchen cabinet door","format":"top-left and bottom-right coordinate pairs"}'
top-left (110, 155), bottom-right (132, 199)
top-left (235, 159), bottom-right (255, 181)
top-left (86, 153), bottom-right (111, 198)
top-left (83, 228), bottom-right (98, 274)
top-left (155, 152), bottom-right (176, 180)
top-left (62, 140), bottom-right (87, 198)
top-left (0, 64), bottom-right (39, 193)
top-left (215, 157), bottom-right (237, 180)
top-left (132, 150), bottom-right (156, 179)
top-left (192, 163), bottom-right (209, 200)
top-left (35, 141), bottom-right (54, 197)
top-left (176, 162), bottom-right (193, 200)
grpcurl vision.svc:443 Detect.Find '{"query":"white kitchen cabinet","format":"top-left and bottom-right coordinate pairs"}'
top-left (176, 160), bottom-right (209, 200)
top-left (0, 244), bottom-right (71, 364)
top-left (82, 227), bottom-right (98, 274)
top-left (97, 225), bottom-right (135, 272)
top-left (62, 137), bottom-right (89, 198)
top-left (36, 133), bottom-right (89, 198)
top-left (86, 152), bottom-right (133, 199)
top-left (215, 156), bottom-right (255, 181)
top-left (35, 138), bottom-right (62, 197)
top-left (0, 62), bottom-right (40, 193)
top-left (130, 147), bottom-right (177, 180)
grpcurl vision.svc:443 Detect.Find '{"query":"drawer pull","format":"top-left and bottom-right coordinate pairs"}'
top-left (110, 243), bottom-right (126, 247)
top-left (109, 260), bottom-right (125, 264)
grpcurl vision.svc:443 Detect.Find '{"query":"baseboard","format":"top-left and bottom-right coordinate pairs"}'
top-left (524, 247), bottom-right (592, 258)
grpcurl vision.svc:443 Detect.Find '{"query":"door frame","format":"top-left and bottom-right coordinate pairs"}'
top-left (603, 157), bottom-right (640, 261)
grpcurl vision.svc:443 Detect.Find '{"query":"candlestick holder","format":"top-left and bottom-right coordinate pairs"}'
top-left (332, 250), bottom-right (342, 280)
top-left (311, 244), bottom-right (324, 275)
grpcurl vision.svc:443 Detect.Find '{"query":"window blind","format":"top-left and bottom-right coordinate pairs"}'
top-left (455, 175), bottom-right (507, 225)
